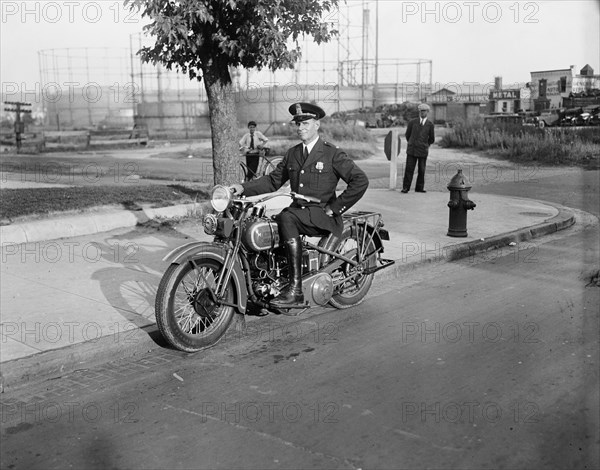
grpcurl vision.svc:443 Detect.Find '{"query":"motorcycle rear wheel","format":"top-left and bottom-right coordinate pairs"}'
top-left (328, 226), bottom-right (376, 309)
top-left (155, 259), bottom-right (235, 352)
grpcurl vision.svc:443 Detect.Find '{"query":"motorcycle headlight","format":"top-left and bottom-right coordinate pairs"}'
top-left (211, 185), bottom-right (232, 212)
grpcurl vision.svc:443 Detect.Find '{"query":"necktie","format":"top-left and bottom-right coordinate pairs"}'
top-left (420, 119), bottom-right (424, 126)
top-left (303, 146), bottom-right (309, 162)
top-left (250, 135), bottom-right (254, 149)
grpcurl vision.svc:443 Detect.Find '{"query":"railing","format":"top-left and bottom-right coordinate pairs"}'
top-left (0, 128), bottom-right (148, 152)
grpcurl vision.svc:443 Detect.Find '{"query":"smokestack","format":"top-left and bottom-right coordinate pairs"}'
top-left (494, 76), bottom-right (502, 90)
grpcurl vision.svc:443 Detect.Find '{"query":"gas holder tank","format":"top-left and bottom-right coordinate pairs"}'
top-left (241, 217), bottom-right (281, 251)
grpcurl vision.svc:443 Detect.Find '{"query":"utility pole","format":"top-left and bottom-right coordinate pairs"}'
top-left (4, 101), bottom-right (32, 153)
top-left (361, 2), bottom-right (369, 109)
top-left (374, 0), bottom-right (379, 108)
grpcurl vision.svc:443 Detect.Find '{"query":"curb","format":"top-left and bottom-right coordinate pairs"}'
top-left (0, 203), bottom-right (577, 392)
top-left (0, 325), bottom-right (164, 393)
top-left (0, 202), bottom-right (212, 245)
top-left (375, 204), bottom-right (576, 281)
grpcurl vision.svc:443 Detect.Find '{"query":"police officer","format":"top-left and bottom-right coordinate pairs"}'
top-left (230, 102), bottom-right (369, 310)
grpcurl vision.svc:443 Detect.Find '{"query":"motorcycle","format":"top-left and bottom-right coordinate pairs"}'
top-left (155, 185), bottom-right (395, 352)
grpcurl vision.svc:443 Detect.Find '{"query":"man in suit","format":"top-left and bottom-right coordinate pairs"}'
top-left (230, 102), bottom-right (369, 309)
top-left (401, 103), bottom-right (435, 193)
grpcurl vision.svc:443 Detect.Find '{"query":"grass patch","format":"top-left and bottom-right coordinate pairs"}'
top-left (0, 185), bottom-right (208, 221)
top-left (0, 153), bottom-right (215, 184)
top-left (440, 121), bottom-right (600, 167)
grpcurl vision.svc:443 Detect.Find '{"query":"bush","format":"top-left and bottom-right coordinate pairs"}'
top-left (320, 119), bottom-right (376, 143)
top-left (439, 121), bottom-right (600, 166)
top-left (263, 120), bottom-right (376, 160)
top-left (262, 119), bottom-right (376, 143)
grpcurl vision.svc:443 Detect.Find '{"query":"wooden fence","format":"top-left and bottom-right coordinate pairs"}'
top-left (0, 128), bottom-right (148, 152)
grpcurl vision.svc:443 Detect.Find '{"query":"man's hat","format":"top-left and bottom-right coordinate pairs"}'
top-left (417, 103), bottom-right (430, 111)
top-left (289, 102), bottom-right (326, 122)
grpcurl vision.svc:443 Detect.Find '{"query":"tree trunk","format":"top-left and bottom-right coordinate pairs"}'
top-left (202, 66), bottom-right (239, 186)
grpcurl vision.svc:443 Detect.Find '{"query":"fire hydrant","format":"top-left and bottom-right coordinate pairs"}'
top-left (447, 169), bottom-right (476, 237)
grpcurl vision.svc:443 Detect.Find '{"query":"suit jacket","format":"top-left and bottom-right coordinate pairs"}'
top-left (405, 118), bottom-right (435, 158)
top-left (242, 138), bottom-right (369, 236)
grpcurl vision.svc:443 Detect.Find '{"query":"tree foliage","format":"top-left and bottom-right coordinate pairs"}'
top-left (125, 0), bottom-right (340, 185)
top-left (127, 0), bottom-right (339, 80)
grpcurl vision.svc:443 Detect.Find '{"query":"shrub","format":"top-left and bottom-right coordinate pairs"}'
top-left (440, 121), bottom-right (600, 166)
top-left (319, 119), bottom-right (376, 143)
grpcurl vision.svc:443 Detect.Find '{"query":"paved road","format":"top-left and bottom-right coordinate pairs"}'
top-left (1, 137), bottom-right (598, 469)
top-left (1, 218), bottom-right (597, 469)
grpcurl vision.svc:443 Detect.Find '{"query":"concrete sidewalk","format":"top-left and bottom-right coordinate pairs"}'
top-left (0, 188), bottom-right (576, 391)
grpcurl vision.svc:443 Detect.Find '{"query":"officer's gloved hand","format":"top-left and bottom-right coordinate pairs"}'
top-left (324, 205), bottom-right (334, 217)
top-left (229, 184), bottom-right (244, 196)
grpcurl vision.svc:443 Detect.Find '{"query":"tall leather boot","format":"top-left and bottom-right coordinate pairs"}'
top-left (272, 238), bottom-right (304, 308)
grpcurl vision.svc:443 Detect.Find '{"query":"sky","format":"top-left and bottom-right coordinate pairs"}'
top-left (1, 0), bottom-right (599, 100)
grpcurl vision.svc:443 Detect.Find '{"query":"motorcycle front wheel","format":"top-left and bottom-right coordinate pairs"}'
top-left (155, 259), bottom-right (235, 352)
top-left (328, 225), bottom-right (376, 309)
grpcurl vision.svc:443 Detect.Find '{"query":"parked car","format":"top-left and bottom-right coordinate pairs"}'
top-left (576, 105), bottom-right (600, 126)
top-left (560, 107), bottom-right (583, 126)
top-left (483, 113), bottom-right (523, 127)
top-left (520, 111), bottom-right (540, 127)
top-left (588, 108), bottom-right (600, 126)
top-left (536, 108), bottom-right (564, 128)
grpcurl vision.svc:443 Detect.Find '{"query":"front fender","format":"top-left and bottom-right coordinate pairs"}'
top-left (163, 241), bottom-right (248, 314)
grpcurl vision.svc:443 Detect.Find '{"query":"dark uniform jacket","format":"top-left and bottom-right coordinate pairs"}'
top-left (242, 138), bottom-right (369, 237)
top-left (406, 118), bottom-right (435, 158)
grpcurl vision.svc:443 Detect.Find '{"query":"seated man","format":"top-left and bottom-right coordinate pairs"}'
top-left (239, 120), bottom-right (269, 181)
top-left (230, 102), bottom-right (369, 310)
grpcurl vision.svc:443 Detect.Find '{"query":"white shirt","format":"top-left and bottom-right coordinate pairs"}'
top-left (239, 130), bottom-right (268, 149)
top-left (303, 136), bottom-right (319, 156)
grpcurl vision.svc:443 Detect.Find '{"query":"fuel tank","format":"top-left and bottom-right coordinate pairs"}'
top-left (241, 218), bottom-right (280, 251)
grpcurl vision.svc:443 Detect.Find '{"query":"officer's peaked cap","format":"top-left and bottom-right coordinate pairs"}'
top-left (289, 102), bottom-right (326, 122)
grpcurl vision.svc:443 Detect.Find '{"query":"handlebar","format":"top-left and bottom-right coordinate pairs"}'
top-left (230, 189), bottom-right (321, 205)
top-left (241, 147), bottom-right (270, 156)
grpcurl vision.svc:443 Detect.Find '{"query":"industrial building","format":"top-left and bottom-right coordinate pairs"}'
top-left (529, 64), bottom-right (600, 110)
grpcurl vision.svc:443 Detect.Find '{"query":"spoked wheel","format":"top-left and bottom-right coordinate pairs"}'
top-left (263, 157), bottom-right (283, 176)
top-left (155, 259), bottom-right (235, 352)
top-left (328, 225), bottom-right (377, 309)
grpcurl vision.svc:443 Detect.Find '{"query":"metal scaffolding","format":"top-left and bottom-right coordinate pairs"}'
top-left (37, 1), bottom-right (432, 131)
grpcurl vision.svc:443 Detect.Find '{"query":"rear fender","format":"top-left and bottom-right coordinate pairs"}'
top-left (348, 222), bottom-right (386, 254)
top-left (319, 222), bottom-right (387, 267)
top-left (164, 241), bottom-right (248, 313)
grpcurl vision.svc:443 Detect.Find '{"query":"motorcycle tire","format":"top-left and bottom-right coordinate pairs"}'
top-left (155, 259), bottom-right (235, 352)
top-left (328, 225), bottom-right (376, 309)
